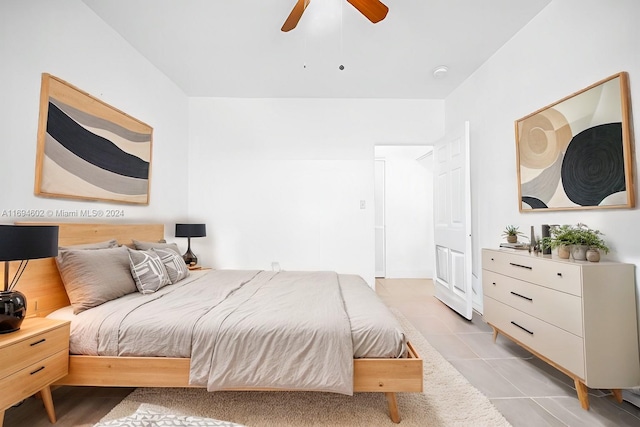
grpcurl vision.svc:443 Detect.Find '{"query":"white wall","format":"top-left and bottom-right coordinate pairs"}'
top-left (188, 98), bottom-right (444, 286)
top-left (375, 146), bottom-right (434, 278)
top-left (0, 0), bottom-right (189, 237)
top-left (445, 0), bottom-right (640, 312)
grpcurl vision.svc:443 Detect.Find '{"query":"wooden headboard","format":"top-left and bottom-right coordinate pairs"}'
top-left (10, 223), bottom-right (164, 317)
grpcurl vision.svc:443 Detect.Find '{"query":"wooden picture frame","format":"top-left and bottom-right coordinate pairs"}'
top-left (516, 72), bottom-right (634, 212)
top-left (35, 73), bottom-right (152, 205)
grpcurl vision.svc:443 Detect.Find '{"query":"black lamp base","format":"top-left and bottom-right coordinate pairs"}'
top-left (0, 290), bottom-right (27, 334)
top-left (182, 247), bottom-right (198, 266)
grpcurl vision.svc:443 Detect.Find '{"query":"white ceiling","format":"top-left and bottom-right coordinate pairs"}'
top-left (81, 0), bottom-right (551, 99)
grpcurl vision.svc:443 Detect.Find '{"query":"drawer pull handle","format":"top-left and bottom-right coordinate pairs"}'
top-left (510, 321), bottom-right (534, 335)
top-left (510, 291), bottom-right (533, 302)
top-left (30, 366), bottom-right (45, 375)
top-left (509, 262), bottom-right (532, 270)
top-left (30, 338), bottom-right (46, 346)
top-left (557, 273), bottom-right (562, 277)
top-left (492, 282), bottom-right (496, 286)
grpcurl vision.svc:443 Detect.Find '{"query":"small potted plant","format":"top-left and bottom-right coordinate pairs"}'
top-left (541, 224), bottom-right (574, 259)
top-left (502, 225), bottom-right (524, 244)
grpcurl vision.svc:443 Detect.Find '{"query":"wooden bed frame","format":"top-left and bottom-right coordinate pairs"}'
top-left (14, 222), bottom-right (423, 423)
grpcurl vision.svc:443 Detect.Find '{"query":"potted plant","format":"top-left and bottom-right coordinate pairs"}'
top-left (540, 223), bottom-right (609, 261)
top-left (502, 225), bottom-right (524, 244)
top-left (541, 224), bottom-right (574, 259)
top-left (572, 223), bottom-right (609, 262)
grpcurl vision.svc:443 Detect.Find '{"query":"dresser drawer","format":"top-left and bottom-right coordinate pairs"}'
top-left (483, 270), bottom-right (583, 336)
top-left (0, 324), bottom-right (69, 380)
top-left (484, 297), bottom-right (585, 378)
top-left (0, 349), bottom-right (68, 410)
top-left (483, 250), bottom-right (582, 296)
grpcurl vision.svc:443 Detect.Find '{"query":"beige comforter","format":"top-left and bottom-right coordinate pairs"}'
top-left (52, 270), bottom-right (406, 395)
top-left (190, 271), bottom-right (353, 394)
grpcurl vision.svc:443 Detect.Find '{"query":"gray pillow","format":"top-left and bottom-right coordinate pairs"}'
top-left (132, 239), bottom-right (181, 256)
top-left (55, 246), bottom-right (137, 314)
top-left (152, 247), bottom-right (190, 284)
top-left (128, 249), bottom-right (171, 294)
top-left (59, 239), bottom-right (118, 251)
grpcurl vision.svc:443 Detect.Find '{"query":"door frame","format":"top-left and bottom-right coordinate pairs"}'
top-left (374, 158), bottom-right (386, 278)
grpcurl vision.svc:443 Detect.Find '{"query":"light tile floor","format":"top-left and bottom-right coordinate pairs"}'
top-left (376, 277), bottom-right (640, 427)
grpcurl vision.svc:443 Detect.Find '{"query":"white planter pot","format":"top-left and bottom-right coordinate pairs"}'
top-left (571, 245), bottom-right (588, 261)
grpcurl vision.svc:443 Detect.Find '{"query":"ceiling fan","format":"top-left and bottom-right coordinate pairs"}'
top-left (281, 0), bottom-right (389, 32)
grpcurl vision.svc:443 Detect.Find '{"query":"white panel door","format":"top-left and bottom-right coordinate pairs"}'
top-left (433, 122), bottom-right (472, 319)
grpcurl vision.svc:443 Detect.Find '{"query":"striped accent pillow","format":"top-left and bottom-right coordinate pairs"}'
top-left (152, 247), bottom-right (190, 284)
top-left (127, 249), bottom-right (171, 294)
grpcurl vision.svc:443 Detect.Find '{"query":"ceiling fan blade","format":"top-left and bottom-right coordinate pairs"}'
top-left (281, 0), bottom-right (311, 32)
top-left (346, 0), bottom-right (388, 24)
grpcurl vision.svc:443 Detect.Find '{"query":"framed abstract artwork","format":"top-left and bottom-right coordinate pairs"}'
top-left (35, 73), bottom-right (153, 204)
top-left (516, 72), bottom-right (634, 212)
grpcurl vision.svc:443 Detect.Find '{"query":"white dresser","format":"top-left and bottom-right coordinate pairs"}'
top-left (482, 248), bottom-right (640, 409)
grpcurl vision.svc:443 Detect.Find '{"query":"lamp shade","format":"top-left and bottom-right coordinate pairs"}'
top-left (175, 223), bottom-right (206, 238)
top-left (0, 225), bottom-right (59, 261)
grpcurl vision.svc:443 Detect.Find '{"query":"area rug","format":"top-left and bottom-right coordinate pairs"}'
top-left (95, 403), bottom-right (244, 426)
top-left (97, 310), bottom-right (511, 426)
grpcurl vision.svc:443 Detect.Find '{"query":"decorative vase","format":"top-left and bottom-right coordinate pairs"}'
top-left (586, 248), bottom-right (600, 263)
top-left (558, 245), bottom-right (570, 259)
top-left (507, 235), bottom-right (517, 244)
top-left (0, 290), bottom-right (27, 334)
top-left (541, 224), bottom-right (551, 255)
top-left (571, 245), bottom-right (588, 261)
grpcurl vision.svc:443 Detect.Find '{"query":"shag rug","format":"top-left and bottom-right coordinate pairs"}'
top-left (96, 310), bottom-right (511, 427)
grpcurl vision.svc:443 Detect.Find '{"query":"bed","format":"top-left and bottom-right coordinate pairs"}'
top-left (16, 223), bottom-right (423, 423)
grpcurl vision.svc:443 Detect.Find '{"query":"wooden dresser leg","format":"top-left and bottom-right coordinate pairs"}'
top-left (611, 389), bottom-right (623, 403)
top-left (574, 379), bottom-right (590, 410)
top-left (491, 326), bottom-right (499, 343)
top-left (385, 392), bottom-right (401, 423)
top-left (39, 386), bottom-right (57, 423)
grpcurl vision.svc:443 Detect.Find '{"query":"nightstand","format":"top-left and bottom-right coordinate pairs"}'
top-left (0, 318), bottom-right (70, 426)
top-left (187, 265), bottom-right (211, 271)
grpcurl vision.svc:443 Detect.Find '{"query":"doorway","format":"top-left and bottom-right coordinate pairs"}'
top-left (374, 145), bottom-right (434, 279)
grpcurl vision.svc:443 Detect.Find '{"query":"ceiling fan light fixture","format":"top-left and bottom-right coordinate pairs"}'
top-left (432, 65), bottom-right (448, 79)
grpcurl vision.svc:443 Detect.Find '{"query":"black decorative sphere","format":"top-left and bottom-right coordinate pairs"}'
top-left (0, 290), bottom-right (27, 334)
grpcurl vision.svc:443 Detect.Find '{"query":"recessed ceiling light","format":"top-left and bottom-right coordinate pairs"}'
top-left (432, 65), bottom-right (448, 79)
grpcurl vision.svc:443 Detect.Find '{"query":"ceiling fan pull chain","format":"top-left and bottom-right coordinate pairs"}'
top-left (339, 0), bottom-right (344, 70)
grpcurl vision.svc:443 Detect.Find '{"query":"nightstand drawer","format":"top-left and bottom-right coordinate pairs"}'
top-left (0, 325), bottom-right (69, 380)
top-left (483, 269), bottom-right (583, 336)
top-left (484, 297), bottom-right (585, 378)
top-left (0, 349), bottom-right (68, 410)
top-left (483, 249), bottom-right (582, 296)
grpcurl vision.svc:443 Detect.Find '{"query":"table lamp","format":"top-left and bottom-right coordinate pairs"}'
top-left (175, 223), bottom-right (206, 266)
top-left (0, 224), bottom-right (59, 333)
